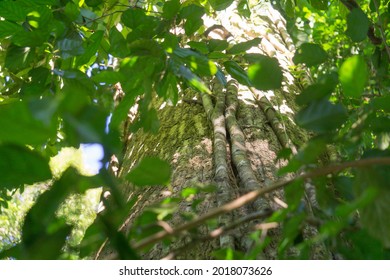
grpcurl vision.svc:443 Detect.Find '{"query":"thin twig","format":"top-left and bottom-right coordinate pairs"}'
top-left (161, 209), bottom-right (273, 259)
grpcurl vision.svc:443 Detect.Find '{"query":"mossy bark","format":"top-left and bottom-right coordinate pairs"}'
top-left (97, 1), bottom-right (330, 260)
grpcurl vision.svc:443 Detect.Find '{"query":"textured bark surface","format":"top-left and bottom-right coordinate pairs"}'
top-left (98, 1), bottom-right (329, 260)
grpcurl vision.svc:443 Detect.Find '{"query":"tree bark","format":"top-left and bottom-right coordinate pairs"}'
top-left (97, 1), bottom-right (329, 260)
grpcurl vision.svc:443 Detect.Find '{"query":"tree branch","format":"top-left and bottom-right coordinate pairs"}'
top-left (133, 157), bottom-right (390, 249)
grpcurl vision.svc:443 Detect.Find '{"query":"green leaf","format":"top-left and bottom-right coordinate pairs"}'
top-left (346, 8), bottom-right (369, 42)
top-left (247, 55), bottom-right (283, 90)
top-left (130, 104), bottom-right (160, 134)
top-left (20, 168), bottom-right (97, 259)
top-left (126, 157), bottom-right (171, 186)
top-left (63, 105), bottom-right (109, 146)
top-left (77, 30), bottom-right (104, 66)
top-left (92, 71), bottom-right (125, 85)
top-left (355, 150), bottom-right (390, 247)
top-left (282, 0), bottom-right (296, 18)
top-left (163, 0), bottom-right (181, 20)
top-left (284, 180), bottom-right (305, 212)
top-left (339, 230), bottom-right (390, 260)
top-left (156, 72), bottom-right (179, 104)
top-left (339, 55), bottom-right (368, 98)
top-left (85, 0), bottom-right (103, 7)
top-left (122, 8), bottom-right (147, 30)
top-left (109, 27), bottom-right (129, 58)
top-left (371, 96), bottom-right (390, 112)
top-left (208, 39), bottom-right (229, 52)
top-left (293, 43), bottom-right (328, 67)
top-left (227, 38), bottom-right (261, 54)
top-left (56, 35), bottom-right (85, 59)
top-left (128, 39), bottom-right (164, 57)
top-left (180, 4), bottom-right (205, 36)
top-left (4, 44), bottom-right (35, 73)
top-left (237, 0), bottom-right (251, 18)
top-left (110, 87), bottom-right (140, 131)
top-left (224, 60), bottom-right (251, 86)
top-left (64, 2), bottom-right (80, 22)
top-left (296, 98), bottom-right (348, 133)
top-left (0, 101), bottom-right (52, 145)
top-left (208, 0), bottom-right (234, 11)
top-left (295, 137), bottom-right (328, 164)
top-left (0, 1), bottom-right (27, 22)
top-left (0, 144), bottom-right (52, 188)
top-left (27, 6), bottom-right (53, 28)
top-left (29, 0), bottom-right (56, 4)
top-left (174, 48), bottom-right (217, 76)
top-left (12, 30), bottom-right (49, 47)
top-left (208, 52), bottom-right (228, 59)
top-left (0, 21), bottom-right (24, 39)
top-left (310, 0), bottom-right (328, 10)
top-left (122, 8), bottom-right (158, 38)
top-left (215, 67), bottom-right (228, 86)
top-left (177, 65), bottom-right (211, 94)
top-left (188, 41), bottom-right (209, 54)
top-left (296, 73), bottom-right (338, 105)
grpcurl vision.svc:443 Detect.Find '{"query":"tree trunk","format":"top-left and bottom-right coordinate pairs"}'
top-left (97, 1), bottom-right (329, 260)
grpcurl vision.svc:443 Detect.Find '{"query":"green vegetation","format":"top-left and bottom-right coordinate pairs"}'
top-left (0, 0), bottom-right (389, 259)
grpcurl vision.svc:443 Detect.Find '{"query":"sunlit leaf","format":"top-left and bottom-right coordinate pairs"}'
top-left (174, 48), bottom-right (217, 76)
top-left (177, 65), bottom-right (211, 94)
top-left (339, 55), bottom-right (368, 98)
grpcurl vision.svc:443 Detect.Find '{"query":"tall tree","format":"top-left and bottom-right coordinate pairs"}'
top-left (0, 0), bottom-right (389, 259)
